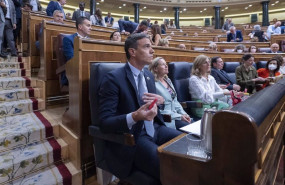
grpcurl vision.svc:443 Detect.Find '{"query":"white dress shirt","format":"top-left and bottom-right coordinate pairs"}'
top-left (30, 0), bottom-right (38, 11)
top-left (4, 0), bottom-right (10, 19)
top-left (126, 62), bottom-right (152, 130)
top-left (266, 25), bottom-right (281, 40)
top-left (189, 75), bottom-right (227, 104)
top-left (279, 66), bottom-right (285, 75)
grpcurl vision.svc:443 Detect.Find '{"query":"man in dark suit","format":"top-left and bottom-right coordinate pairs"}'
top-left (211, 57), bottom-right (241, 91)
top-left (118, 19), bottom-right (148, 35)
top-left (98, 33), bottom-right (181, 182)
top-left (227, 26), bottom-right (243, 42)
top-left (46, 0), bottom-right (66, 19)
top-left (63, 17), bottom-right (91, 61)
top-left (104, 12), bottom-right (114, 27)
top-left (267, 43), bottom-right (282, 53)
top-left (35, 10), bottom-right (64, 49)
top-left (61, 17), bottom-right (91, 86)
top-left (72, 2), bottom-right (90, 21)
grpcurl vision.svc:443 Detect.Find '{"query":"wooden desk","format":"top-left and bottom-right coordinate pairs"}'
top-left (21, 10), bottom-right (116, 60)
top-left (62, 37), bottom-right (280, 178)
top-left (168, 40), bottom-right (270, 51)
top-left (38, 21), bottom-right (115, 97)
top-left (158, 79), bottom-right (285, 185)
top-left (271, 34), bottom-right (285, 46)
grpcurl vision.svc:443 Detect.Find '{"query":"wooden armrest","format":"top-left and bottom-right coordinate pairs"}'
top-left (181, 101), bottom-right (203, 109)
top-left (89, 125), bottom-right (135, 146)
top-left (56, 64), bottom-right (66, 75)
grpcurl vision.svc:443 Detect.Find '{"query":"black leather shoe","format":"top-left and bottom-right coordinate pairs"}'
top-left (0, 53), bottom-right (7, 59)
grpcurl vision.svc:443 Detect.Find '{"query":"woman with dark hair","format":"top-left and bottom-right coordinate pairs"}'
top-left (149, 57), bottom-right (191, 129)
top-left (90, 8), bottom-right (106, 27)
top-left (110, 31), bottom-right (121, 42)
top-left (168, 20), bottom-right (176, 28)
top-left (151, 24), bottom-right (162, 46)
top-left (248, 45), bottom-right (258, 53)
top-left (235, 54), bottom-right (266, 93)
top-left (257, 58), bottom-right (281, 89)
top-left (234, 44), bottom-right (246, 53)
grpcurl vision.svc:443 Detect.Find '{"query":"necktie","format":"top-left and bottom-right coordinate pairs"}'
top-left (138, 71), bottom-right (154, 137)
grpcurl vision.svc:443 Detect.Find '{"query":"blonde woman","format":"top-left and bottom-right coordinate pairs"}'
top-left (189, 55), bottom-right (230, 118)
top-left (149, 57), bottom-right (191, 129)
top-left (158, 38), bottom-right (169, 47)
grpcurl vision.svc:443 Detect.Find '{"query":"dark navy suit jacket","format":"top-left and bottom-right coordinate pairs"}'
top-left (104, 16), bottom-right (114, 24)
top-left (118, 20), bottom-right (138, 33)
top-left (63, 33), bottom-right (77, 61)
top-left (227, 30), bottom-right (243, 42)
top-left (46, 1), bottom-right (64, 18)
top-left (211, 68), bottom-right (235, 90)
top-left (60, 33), bottom-right (77, 86)
top-left (266, 50), bottom-right (282, 53)
top-left (98, 63), bottom-right (165, 178)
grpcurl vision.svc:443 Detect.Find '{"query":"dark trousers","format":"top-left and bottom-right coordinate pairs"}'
top-left (175, 120), bottom-right (190, 129)
top-left (134, 124), bottom-right (181, 181)
top-left (13, 18), bottom-right (21, 46)
top-left (3, 19), bottom-right (17, 55)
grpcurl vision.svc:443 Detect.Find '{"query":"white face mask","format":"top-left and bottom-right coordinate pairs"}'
top-left (268, 64), bottom-right (277, 71)
top-left (251, 49), bottom-right (256, 53)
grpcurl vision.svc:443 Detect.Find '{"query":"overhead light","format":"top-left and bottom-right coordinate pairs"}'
top-left (101, 0), bottom-right (104, 2)
top-left (275, 1), bottom-right (279, 3)
top-left (143, 6), bottom-right (147, 9)
top-left (221, 9), bottom-right (224, 11)
top-left (164, 8), bottom-right (167, 10)
top-left (183, 8), bottom-right (187, 11)
top-left (204, 8), bottom-right (207, 10)
top-left (140, 9), bottom-right (142, 11)
top-left (160, 10), bottom-right (163, 12)
top-left (271, 4), bottom-right (275, 5)
top-left (96, 2), bottom-right (99, 5)
top-left (225, 7), bottom-right (228, 9)
top-left (245, 7), bottom-right (248, 9)
top-left (200, 11), bottom-right (203, 13)
top-left (119, 6), bottom-right (122, 8)
top-left (180, 11), bottom-right (183, 13)
top-left (123, 4), bottom-right (126, 6)
top-left (248, 4), bottom-right (252, 7)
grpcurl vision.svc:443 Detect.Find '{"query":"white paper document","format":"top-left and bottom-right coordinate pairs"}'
top-left (179, 120), bottom-right (201, 136)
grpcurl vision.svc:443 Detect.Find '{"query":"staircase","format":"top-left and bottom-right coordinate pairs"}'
top-left (0, 56), bottom-right (81, 185)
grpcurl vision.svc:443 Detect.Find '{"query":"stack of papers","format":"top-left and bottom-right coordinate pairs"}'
top-left (179, 120), bottom-right (201, 136)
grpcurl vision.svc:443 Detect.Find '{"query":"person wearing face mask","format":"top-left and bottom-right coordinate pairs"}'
top-left (248, 45), bottom-right (258, 53)
top-left (257, 58), bottom-right (281, 89)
